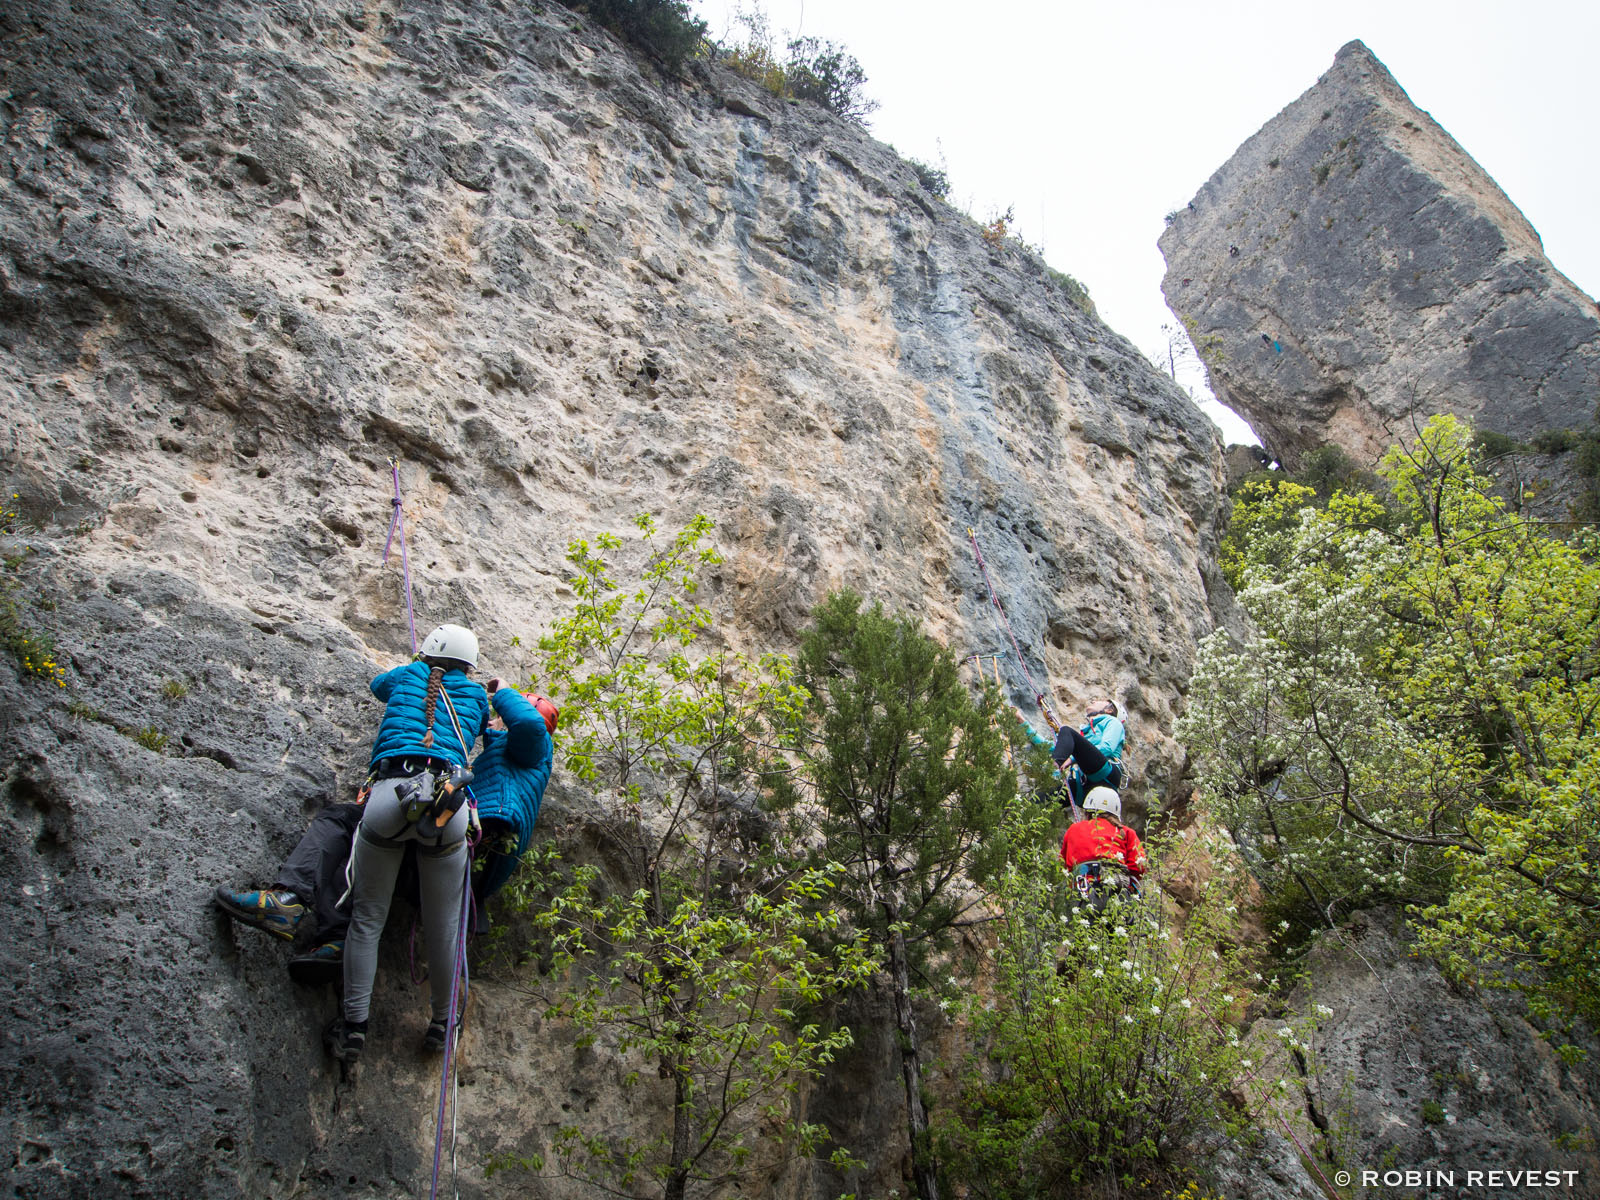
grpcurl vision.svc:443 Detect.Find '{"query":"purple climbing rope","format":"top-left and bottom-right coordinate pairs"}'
top-left (382, 460), bottom-right (418, 654)
top-left (967, 527), bottom-right (1059, 730)
top-left (429, 836), bottom-right (476, 1200)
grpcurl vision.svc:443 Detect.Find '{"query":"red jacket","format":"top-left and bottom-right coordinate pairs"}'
top-left (1060, 816), bottom-right (1147, 876)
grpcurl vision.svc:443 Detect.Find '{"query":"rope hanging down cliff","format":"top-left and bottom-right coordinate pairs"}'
top-left (967, 527), bottom-right (1059, 732)
top-left (383, 458), bottom-right (419, 654)
top-left (379, 462), bottom-right (476, 1200)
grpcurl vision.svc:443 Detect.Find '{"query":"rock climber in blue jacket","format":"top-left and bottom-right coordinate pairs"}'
top-left (1015, 699), bottom-right (1126, 812)
top-left (334, 622), bottom-right (491, 1062)
top-left (214, 678), bottom-right (557, 987)
top-left (471, 681), bottom-right (557, 906)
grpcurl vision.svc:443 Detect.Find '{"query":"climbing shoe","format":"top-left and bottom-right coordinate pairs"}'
top-left (287, 940), bottom-right (344, 986)
top-left (324, 1016), bottom-right (367, 1064)
top-left (214, 887), bottom-right (305, 941)
top-left (422, 1016), bottom-right (452, 1054)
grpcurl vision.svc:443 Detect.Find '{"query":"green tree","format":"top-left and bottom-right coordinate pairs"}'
top-left (1182, 416), bottom-right (1600, 1030)
top-left (934, 800), bottom-right (1253, 1196)
top-left (513, 516), bottom-right (877, 1198)
top-left (558, 0), bottom-right (708, 73)
top-left (793, 591), bottom-right (1014, 1200)
top-left (719, 11), bottom-right (877, 123)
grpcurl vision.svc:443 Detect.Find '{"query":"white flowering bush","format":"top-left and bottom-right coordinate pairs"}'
top-left (933, 800), bottom-right (1254, 1195)
top-left (1181, 416), bottom-right (1600, 1031)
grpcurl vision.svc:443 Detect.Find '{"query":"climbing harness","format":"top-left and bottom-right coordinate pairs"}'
top-left (383, 459), bottom-right (419, 654)
top-left (1070, 861), bottom-right (1141, 916)
top-left (967, 528), bottom-right (1059, 731)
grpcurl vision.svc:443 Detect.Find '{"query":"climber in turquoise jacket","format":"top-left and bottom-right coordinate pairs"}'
top-left (472, 683), bottom-right (558, 899)
top-left (333, 623), bottom-right (491, 1064)
top-left (214, 679), bottom-right (557, 987)
top-left (1015, 699), bottom-right (1126, 811)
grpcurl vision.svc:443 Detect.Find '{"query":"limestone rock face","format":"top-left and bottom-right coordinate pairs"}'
top-left (1245, 913), bottom-right (1600, 1194)
top-left (1160, 40), bottom-right (1600, 468)
top-left (0, 1), bottom-right (1224, 1196)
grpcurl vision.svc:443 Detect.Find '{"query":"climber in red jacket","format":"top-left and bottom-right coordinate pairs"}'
top-left (1060, 787), bottom-right (1146, 908)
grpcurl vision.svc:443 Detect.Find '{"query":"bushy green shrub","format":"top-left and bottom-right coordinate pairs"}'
top-left (1529, 428), bottom-right (1579, 455)
top-left (791, 589), bottom-right (1013, 1200)
top-left (935, 800), bottom-right (1254, 1196)
top-left (720, 12), bottom-right (876, 122)
top-left (1574, 430), bottom-right (1600, 521)
top-left (1295, 443), bottom-right (1381, 502)
top-left (501, 515), bottom-right (876, 1196)
top-left (1046, 267), bottom-right (1096, 317)
top-left (781, 36), bottom-right (876, 121)
top-left (1473, 429), bottom-right (1524, 459)
top-left (557, 0), bottom-right (707, 72)
top-left (1183, 416), bottom-right (1600, 1033)
top-left (908, 157), bottom-right (949, 199)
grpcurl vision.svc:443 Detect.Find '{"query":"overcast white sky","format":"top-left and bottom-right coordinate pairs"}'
top-left (691, 1), bottom-right (1600, 445)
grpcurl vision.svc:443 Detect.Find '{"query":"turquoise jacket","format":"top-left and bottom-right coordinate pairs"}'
top-left (1016, 711), bottom-right (1125, 782)
top-left (367, 660), bottom-right (490, 767)
top-left (1083, 714), bottom-right (1125, 762)
top-left (471, 688), bottom-right (555, 895)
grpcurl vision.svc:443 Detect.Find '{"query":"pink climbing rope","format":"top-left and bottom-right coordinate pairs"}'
top-left (967, 527), bottom-right (1059, 730)
top-left (382, 460), bottom-right (418, 654)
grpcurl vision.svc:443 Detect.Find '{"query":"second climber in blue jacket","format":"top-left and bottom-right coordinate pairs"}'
top-left (470, 680), bottom-right (557, 915)
top-left (215, 678), bottom-right (557, 988)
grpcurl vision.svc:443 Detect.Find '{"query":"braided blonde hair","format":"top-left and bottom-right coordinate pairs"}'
top-left (420, 664), bottom-right (445, 749)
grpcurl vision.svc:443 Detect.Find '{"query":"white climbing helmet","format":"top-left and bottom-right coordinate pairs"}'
top-left (419, 623), bottom-right (479, 669)
top-left (1083, 786), bottom-right (1122, 821)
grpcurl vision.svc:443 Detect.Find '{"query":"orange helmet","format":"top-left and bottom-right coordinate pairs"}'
top-left (533, 695), bottom-right (559, 734)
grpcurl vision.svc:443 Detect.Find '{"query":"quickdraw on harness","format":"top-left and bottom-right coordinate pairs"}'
top-left (967, 527), bottom-right (1059, 732)
top-left (1070, 860), bottom-right (1141, 915)
top-left (965, 649), bottom-right (1016, 769)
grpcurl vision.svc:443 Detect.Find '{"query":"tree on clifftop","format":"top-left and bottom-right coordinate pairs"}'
top-left (792, 591), bottom-right (1014, 1200)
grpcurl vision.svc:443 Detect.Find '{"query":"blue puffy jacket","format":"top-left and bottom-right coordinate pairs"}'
top-left (367, 660), bottom-right (490, 767)
top-left (470, 687), bottom-right (554, 895)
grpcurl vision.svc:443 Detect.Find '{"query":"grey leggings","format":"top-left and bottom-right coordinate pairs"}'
top-left (342, 771), bottom-right (468, 1024)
